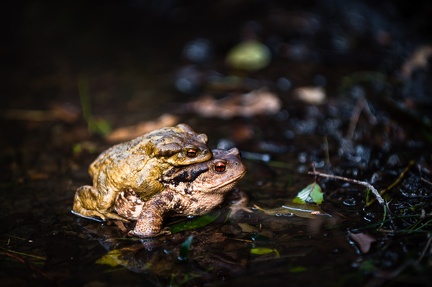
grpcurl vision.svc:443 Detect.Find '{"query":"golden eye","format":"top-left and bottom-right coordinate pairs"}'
top-left (214, 161), bottom-right (227, 173)
top-left (186, 148), bottom-right (198, 158)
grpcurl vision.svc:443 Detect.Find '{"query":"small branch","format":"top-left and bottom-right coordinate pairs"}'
top-left (308, 171), bottom-right (385, 205)
top-left (366, 160), bottom-right (414, 207)
top-left (421, 177), bottom-right (432, 186)
top-left (309, 170), bottom-right (398, 231)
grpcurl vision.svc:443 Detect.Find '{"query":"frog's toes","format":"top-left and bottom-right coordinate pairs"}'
top-left (104, 212), bottom-right (130, 222)
top-left (70, 210), bottom-right (106, 222)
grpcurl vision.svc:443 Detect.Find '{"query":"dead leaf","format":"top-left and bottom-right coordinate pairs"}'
top-left (237, 223), bottom-right (274, 238)
top-left (106, 114), bottom-right (179, 142)
top-left (293, 86), bottom-right (326, 105)
top-left (184, 89), bottom-right (281, 119)
top-left (348, 231), bottom-right (376, 254)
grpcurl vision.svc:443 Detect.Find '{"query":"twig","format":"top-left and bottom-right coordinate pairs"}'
top-left (421, 177), bottom-right (432, 186)
top-left (365, 160), bottom-right (415, 207)
top-left (309, 170), bottom-right (397, 231)
top-left (308, 171), bottom-right (385, 205)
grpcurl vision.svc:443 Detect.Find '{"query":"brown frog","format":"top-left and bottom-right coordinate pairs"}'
top-left (114, 148), bottom-right (247, 237)
top-left (72, 123), bottom-right (212, 222)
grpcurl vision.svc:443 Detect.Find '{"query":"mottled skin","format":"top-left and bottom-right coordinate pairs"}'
top-left (72, 124), bottom-right (212, 222)
top-left (114, 148), bottom-right (247, 237)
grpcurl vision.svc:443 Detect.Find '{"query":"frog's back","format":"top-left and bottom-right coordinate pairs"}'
top-left (88, 135), bottom-right (152, 181)
top-left (87, 123), bottom-right (211, 195)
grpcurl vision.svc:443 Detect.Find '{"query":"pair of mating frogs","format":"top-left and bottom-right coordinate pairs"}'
top-left (72, 124), bottom-right (247, 237)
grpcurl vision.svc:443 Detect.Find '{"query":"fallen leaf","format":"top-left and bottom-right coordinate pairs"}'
top-left (348, 231), bottom-right (376, 254)
top-left (293, 183), bottom-right (324, 205)
top-left (106, 114), bottom-right (179, 142)
top-left (183, 89), bottom-right (281, 119)
top-left (293, 86), bottom-right (326, 105)
top-left (237, 223), bottom-right (274, 238)
top-left (226, 40), bottom-right (271, 71)
top-left (250, 247), bottom-right (280, 257)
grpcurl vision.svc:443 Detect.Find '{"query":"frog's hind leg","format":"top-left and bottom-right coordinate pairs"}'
top-left (72, 185), bottom-right (128, 222)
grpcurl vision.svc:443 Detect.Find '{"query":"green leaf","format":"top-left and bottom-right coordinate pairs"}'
top-left (169, 212), bottom-right (221, 234)
top-left (310, 183), bottom-right (324, 204)
top-left (96, 249), bottom-right (125, 267)
top-left (293, 183), bottom-right (323, 205)
top-left (226, 40), bottom-right (271, 71)
top-left (178, 235), bottom-right (193, 261)
top-left (289, 266), bottom-right (307, 273)
top-left (96, 247), bottom-right (152, 271)
top-left (292, 196), bottom-right (305, 204)
top-left (250, 247), bottom-right (280, 257)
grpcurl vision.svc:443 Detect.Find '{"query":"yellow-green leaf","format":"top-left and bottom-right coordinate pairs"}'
top-left (293, 183), bottom-right (323, 205)
top-left (226, 40), bottom-right (271, 71)
top-left (250, 247), bottom-right (280, 257)
top-left (96, 249), bottom-right (125, 267)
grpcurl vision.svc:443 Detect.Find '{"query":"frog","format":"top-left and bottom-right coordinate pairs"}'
top-left (72, 123), bottom-right (212, 223)
top-left (114, 148), bottom-right (247, 237)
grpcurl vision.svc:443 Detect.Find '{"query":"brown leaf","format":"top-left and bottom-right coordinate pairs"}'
top-left (184, 89), bottom-right (281, 119)
top-left (348, 231), bottom-right (376, 254)
top-left (105, 114), bottom-right (179, 143)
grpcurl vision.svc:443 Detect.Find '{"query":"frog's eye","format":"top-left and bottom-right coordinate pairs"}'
top-left (186, 148), bottom-right (198, 158)
top-left (214, 160), bottom-right (227, 173)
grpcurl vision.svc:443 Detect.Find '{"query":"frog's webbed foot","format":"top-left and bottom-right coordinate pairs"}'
top-left (228, 189), bottom-right (252, 217)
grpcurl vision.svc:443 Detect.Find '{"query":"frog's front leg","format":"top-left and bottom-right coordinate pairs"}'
top-left (130, 193), bottom-right (177, 237)
top-left (72, 185), bottom-right (128, 222)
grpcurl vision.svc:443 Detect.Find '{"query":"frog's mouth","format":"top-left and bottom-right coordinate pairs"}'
top-left (213, 170), bottom-right (247, 193)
